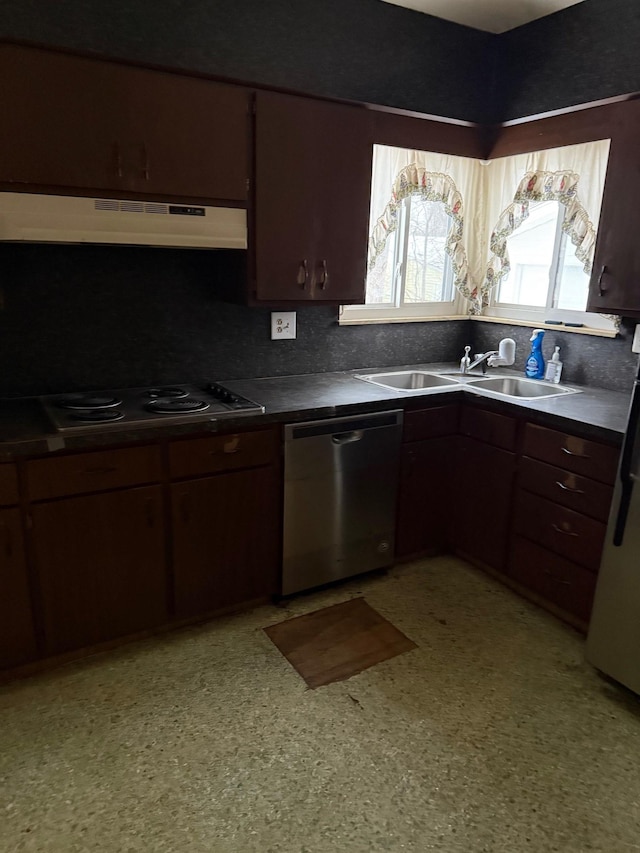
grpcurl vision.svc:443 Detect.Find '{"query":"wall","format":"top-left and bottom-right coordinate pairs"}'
top-left (0, 244), bottom-right (469, 397)
top-left (0, 0), bottom-right (494, 123)
top-left (496, 0), bottom-right (640, 121)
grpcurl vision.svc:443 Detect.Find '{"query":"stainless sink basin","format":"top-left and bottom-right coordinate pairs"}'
top-left (355, 371), bottom-right (460, 391)
top-left (466, 377), bottom-right (579, 399)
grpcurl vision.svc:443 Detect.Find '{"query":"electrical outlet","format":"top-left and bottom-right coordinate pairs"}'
top-left (633, 324), bottom-right (640, 354)
top-left (271, 312), bottom-right (296, 340)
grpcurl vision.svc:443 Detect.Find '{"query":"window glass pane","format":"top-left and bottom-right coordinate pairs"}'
top-left (555, 237), bottom-right (589, 311)
top-left (403, 196), bottom-right (454, 304)
top-left (365, 230), bottom-right (395, 304)
top-left (497, 201), bottom-right (558, 307)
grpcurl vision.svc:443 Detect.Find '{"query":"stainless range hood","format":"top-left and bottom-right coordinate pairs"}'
top-left (0, 192), bottom-right (247, 249)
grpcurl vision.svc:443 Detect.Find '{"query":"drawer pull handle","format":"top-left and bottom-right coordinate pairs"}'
top-left (82, 466), bottom-right (118, 475)
top-left (555, 480), bottom-right (585, 495)
top-left (561, 447), bottom-right (590, 459)
top-left (552, 523), bottom-right (579, 537)
top-left (544, 569), bottom-right (572, 586)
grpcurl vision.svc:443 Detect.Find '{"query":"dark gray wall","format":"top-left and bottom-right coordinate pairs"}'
top-left (0, 244), bottom-right (469, 397)
top-left (496, 0), bottom-right (640, 121)
top-left (473, 321), bottom-right (639, 394)
top-left (0, 0), bottom-right (494, 123)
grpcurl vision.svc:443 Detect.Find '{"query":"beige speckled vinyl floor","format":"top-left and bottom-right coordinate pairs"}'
top-left (2, 556), bottom-right (640, 853)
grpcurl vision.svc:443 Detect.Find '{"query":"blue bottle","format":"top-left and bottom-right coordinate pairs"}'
top-left (525, 328), bottom-right (546, 379)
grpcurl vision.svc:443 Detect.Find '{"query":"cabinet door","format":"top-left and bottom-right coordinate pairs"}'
top-left (0, 508), bottom-right (37, 669)
top-left (33, 486), bottom-right (167, 655)
top-left (453, 437), bottom-right (516, 571)
top-left (253, 90), bottom-right (373, 303)
top-left (0, 44), bottom-right (249, 202)
top-left (396, 437), bottom-right (456, 557)
top-left (0, 45), bottom-right (129, 193)
top-left (120, 69), bottom-right (249, 201)
top-left (172, 466), bottom-right (280, 619)
top-left (587, 100), bottom-right (640, 317)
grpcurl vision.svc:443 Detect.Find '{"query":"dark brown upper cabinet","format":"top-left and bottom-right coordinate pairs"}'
top-left (586, 100), bottom-right (640, 318)
top-left (0, 44), bottom-right (249, 204)
top-left (252, 90), bottom-right (374, 304)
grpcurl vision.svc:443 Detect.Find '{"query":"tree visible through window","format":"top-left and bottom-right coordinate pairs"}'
top-left (366, 195), bottom-right (454, 307)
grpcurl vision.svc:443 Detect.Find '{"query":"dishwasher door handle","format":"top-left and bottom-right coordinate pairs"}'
top-left (332, 430), bottom-right (364, 445)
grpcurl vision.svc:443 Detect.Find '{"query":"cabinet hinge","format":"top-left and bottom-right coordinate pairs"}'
top-left (246, 178), bottom-right (251, 193)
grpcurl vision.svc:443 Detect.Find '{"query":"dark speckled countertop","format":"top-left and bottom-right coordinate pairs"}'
top-left (0, 363), bottom-right (632, 458)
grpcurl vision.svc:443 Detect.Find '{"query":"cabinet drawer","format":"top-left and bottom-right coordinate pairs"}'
top-left (169, 428), bottom-right (278, 479)
top-left (519, 456), bottom-right (613, 522)
top-left (0, 465), bottom-right (19, 506)
top-left (403, 405), bottom-right (459, 443)
top-left (26, 445), bottom-right (162, 500)
top-left (522, 424), bottom-right (619, 484)
top-left (513, 490), bottom-right (606, 572)
top-left (460, 407), bottom-right (517, 451)
top-left (509, 536), bottom-right (596, 623)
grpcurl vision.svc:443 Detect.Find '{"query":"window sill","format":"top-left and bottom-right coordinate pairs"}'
top-left (471, 315), bottom-right (618, 338)
top-left (338, 313), bottom-right (469, 326)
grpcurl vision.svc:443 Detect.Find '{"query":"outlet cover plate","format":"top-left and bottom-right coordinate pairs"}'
top-left (633, 324), bottom-right (640, 354)
top-left (271, 312), bottom-right (296, 340)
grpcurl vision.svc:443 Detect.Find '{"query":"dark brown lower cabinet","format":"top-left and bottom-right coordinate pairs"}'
top-left (33, 486), bottom-right (167, 655)
top-left (172, 465), bottom-right (280, 619)
top-left (0, 508), bottom-right (37, 668)
top-left (509, 536), bottom-right (596, 624)
top-left (454, 436), bottom-right (516, 572)
top-left (396, 436), bottom-right (456, 557)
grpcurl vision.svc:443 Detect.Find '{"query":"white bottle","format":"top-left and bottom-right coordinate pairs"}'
top-left (544, 346), bottom-right (563, 384)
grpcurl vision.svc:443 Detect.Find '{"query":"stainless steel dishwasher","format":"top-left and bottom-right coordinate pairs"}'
top-left (282, 410), bottom-right (403, 595)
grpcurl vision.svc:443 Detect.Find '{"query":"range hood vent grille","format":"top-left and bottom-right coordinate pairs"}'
top-left (94, 199), bottom-right (169, 215)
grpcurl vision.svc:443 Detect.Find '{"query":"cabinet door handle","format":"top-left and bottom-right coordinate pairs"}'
top-left (555, 480), bottom-right (585, 495)
top-left (552, 523), bottom-right (579, 537)
top-left (297, 260), bottom-right (309, 289)
top-left (141, 144), bottom-right (150, 181)
top-left (597, 264), bottom-right (607, 296)
top-left (82, 466), bottom-right (118, 475)
top-left (561, 446), bottom-right (590, 459)
top-left (318, 259), bottom-right (329, 291)
top-left (543, 569), bottom-right (572, 586)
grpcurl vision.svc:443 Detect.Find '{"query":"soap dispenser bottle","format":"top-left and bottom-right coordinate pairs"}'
top-left (525, 328), bottom-right (546, 379)
top-left (544, 346), bottom-right (563, 384)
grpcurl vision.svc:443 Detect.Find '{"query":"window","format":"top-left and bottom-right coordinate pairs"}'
top-left (496, 200), bottom-right (589, 312)
top-left (341, 138), bottom-right (615, 334)
top-left (365, 194), bottom-right (456, 311)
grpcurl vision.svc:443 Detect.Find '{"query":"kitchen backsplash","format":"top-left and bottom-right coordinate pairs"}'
top-left (1, 245), bottom-right (636, 398)
top-left (0, 244), bottom-right (469, 397)
top-left (472, 321), bottom-right (639, 394)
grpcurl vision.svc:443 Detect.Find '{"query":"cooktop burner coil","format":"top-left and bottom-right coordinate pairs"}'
top-left (70, 409), bottom-right (125, 423)
top-left (145, 387), bottom-right (189, 399)
top-left (144, 398), bottom-right (210, 414)
top-left (58, 394), bottom-right (122, 410)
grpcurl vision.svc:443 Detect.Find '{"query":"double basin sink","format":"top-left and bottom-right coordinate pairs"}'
top-left (354, 370), bottom-right (580, 401)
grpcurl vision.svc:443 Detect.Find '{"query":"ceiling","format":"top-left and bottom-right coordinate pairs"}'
top-left (380, 0), bottom-right (587, 33)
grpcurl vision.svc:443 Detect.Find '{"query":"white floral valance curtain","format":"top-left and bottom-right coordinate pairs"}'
top-left (368, 140), bottom-right (611, 315)
top-left (368, 145), bottom-right (486, 311)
